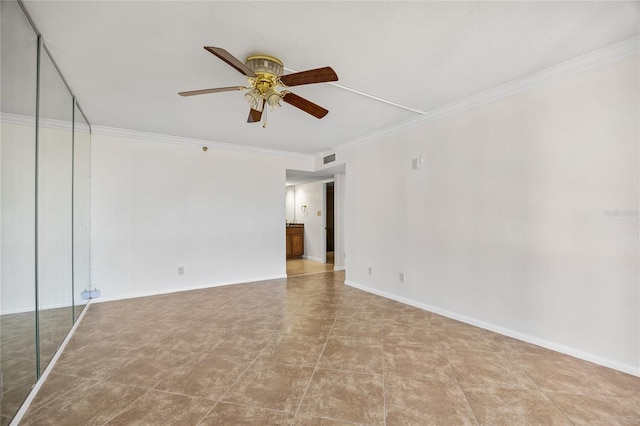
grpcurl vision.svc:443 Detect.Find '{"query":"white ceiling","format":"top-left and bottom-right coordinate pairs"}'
top-left (19, 1), bottom-right (640, 155)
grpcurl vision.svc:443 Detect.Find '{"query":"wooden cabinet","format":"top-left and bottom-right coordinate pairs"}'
top-left (286, 224), bottom-right (304, 259)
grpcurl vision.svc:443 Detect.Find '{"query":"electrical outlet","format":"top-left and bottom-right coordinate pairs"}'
top-left (368, 266), bottom-right (373, 275)
top-left (399, 272), bottom-right (405, 283)
top-left (178, 266), bottom-right (185, 276)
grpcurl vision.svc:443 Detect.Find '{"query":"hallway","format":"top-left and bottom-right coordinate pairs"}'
top-left (286, 255), bottom-right (334, 277)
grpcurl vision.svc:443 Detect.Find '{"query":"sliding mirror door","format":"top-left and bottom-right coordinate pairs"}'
top-left (0, 0), bottom-right (39, 421)
top-left (1, 1), bottom-right (92, 421)
top-left (36, 43), bottom-right (75, 376)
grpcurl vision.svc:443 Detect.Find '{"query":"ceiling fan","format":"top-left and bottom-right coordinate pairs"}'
top-left (179, 46), bottom-right (338, 125)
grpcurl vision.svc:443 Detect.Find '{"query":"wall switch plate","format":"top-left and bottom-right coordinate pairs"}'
top-left (178, 266), bottom-right (185, 275)
top-left (368, 267), bottom-right (373, 275)
top-left (412, 158), bottom-right (419, 169)
top-left (399, 272), bottom-right (405, 283)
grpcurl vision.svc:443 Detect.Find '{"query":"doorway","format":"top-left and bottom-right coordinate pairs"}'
top-left (325, 182), bottom-right (335, 265)
top-left (284, 165), bottom-right (345, 276)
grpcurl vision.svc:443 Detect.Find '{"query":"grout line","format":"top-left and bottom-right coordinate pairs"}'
top-left (381, 312), bottom-right (388, 426)
top-left (524, 370), bottom-right (577, 426)
top-left (100, 388), bottom-right (152, 426)
top-left (441, 340), bottom-right (482, 425)
top-left (195, 332), bottom-right (277, 426)
top-left (204, 400), bottom-right (291, 414)
top-left (290, 317), bottom-right (337, 425)
top-left (12, 374), bottom-right (100, 421)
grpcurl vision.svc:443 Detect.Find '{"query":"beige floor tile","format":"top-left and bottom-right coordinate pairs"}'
top-left (294, 414), bottom-right (361, 425)
top-left (384, 342), bottom-right (457, 383)
top-left (287, 259), bottom-right (334, 276)
top-left (437, 325), bottom-right (528, 354)
top-left (516, 353), bottom-right (640, 398)
top-left (278, 321), bottom-right (335, 340)
top-left (200, 402), bottom-right (294, 425)
top-left (208, 329), bottom-right (276, 359)
top-left (104, 346), bottom-right (195, 388)
top-left (383, 306), bottom-right (440, 325)
top-left (383, 322), bottom-right (441, 346)
top-left (330, 319), bottom-right (383, 340)
top-left (298, 369), bottom-right (384, 425)
top-left (318, 337), bottom-right (382, 374)
top-left (53, 341), bottom-right (132, 380)
top-left (222, 360), bottom-right (314, 412)
top-left (21, 380), bottom-right (146, 426)
top-left (25, 373), bottom-right (91, 413)
top-left (259, 335), bottom-right (326, 366)
top-left (546, 391), bottom-right (640, 425)
top-left (385, 376), bottom-right (478, 425)
top-left (154, 353), bottom-right (250, 399)
top-left (105, 389), bottom-right (214, 425)
top-left (448, 350), bottom-right (539, 390)
top-left (464, 387), bottom-right (573, 425)
top-left (156, 324), bottom-right (231, 353)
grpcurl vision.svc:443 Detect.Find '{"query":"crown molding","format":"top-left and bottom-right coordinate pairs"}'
top-left (0, 112), bottom-right (90, 133)
top-left (334, 36), bottom-right (639, 154)
top-left (91, 125), bottom-right (315, 161)
top-left (0, 112), bottom-right (35, 127)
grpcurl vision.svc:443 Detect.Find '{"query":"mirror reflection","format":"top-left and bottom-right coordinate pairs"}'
top-left (0, 0), bottom-right (92, 422)
top-left (1, 0), bottom-right (39, 422)
top-left (37, 45), bottom-right (75, 376)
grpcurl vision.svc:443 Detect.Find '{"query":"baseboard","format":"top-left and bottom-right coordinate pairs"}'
top-left (333, 266), bottom-right (346, 271)
top-left (1, 301), bottom-right (88, 316)
top-left (345, 280), bottom-right (639, 377)
top-left (303, 255), bottom-right (325, 263)
top-left (91, 274), bottom-right (288, 305)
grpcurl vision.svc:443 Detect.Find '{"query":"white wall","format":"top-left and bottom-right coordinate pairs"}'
top-left (91, 133), bottom-right (311, 301)
top-left (293, 180), bottom-right (326, 263)
top-left (342, 56), bottom-right (639, 375)
top-left (285, 186), bottom-right (295, 224)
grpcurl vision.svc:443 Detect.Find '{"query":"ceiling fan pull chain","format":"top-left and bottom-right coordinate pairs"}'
top-left (262, 104), bottom-right (268, 128)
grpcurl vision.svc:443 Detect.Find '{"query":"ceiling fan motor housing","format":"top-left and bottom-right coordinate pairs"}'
top-left (244, 55), bottom-right (286, 110)
top-left (245, 55), bottom-right (284, 77)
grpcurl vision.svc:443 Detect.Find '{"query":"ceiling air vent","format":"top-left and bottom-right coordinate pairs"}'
top-left (324, 153), bottom-right (336, 164)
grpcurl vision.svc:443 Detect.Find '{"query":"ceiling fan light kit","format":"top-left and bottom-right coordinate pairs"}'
top-left (179, 46), bottom-right (338, 126)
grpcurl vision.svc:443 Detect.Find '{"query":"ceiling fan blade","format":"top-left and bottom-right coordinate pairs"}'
top-left (178, 86), bottom-right (245, 97)
top-left (282, 92), bottom-right (329, 119)
top-left (280, 67), bottom-right (338, 87)
top-left (247, 100), bottom-right (264, 123)
top-left (204, 46), bottom-right (256, 77)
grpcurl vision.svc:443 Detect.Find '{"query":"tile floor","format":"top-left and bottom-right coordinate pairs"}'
top-left (286, 258), bottom-right (334, 276)
top-left (17, 271), bottom-right (640, 425)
